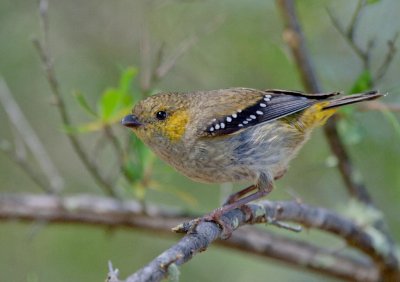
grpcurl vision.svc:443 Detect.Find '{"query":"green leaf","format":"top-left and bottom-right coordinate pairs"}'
top-left (73, 91), bottom-right (97, 117)
top-left (123, 136), bottom-right (147, 181)
top-left (118, 67), bottom-right (138, 96)
top-left (99, 88), bottom-right (119, 119)
top-left (350, 70), bottom-right (373, 93)
top-left (97, 67), bottom-right (137, 122)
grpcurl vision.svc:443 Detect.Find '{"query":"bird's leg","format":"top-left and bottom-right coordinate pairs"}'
top-left (204, 172), bottom-right (274, 238)
top-left (221, 173), bottom-right (273, 211)
top-left (273, 168), bottom-right (287, 181)
top-left (222, 184), bottom-right (257, 206)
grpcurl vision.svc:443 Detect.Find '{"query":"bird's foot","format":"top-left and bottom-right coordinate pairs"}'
top-left (202, 206), bottom-right (234, 239)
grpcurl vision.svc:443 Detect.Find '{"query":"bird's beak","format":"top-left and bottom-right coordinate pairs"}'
top-left (121, 114), bottom-right (142, 128)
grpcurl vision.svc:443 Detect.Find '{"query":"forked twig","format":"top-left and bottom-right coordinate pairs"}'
top-left (33, 0), bottom-right (118, 197)
top-left (0, 77), bottom-right (64, 193)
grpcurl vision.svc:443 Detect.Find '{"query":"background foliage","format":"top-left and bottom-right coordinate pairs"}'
top-left (0, 0), bottom-right (399, 281)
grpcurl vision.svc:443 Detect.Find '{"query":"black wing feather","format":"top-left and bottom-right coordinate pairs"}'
top-left (205, 92), bottom-right (321, 136)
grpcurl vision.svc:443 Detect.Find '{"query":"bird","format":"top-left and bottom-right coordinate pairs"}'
top-left (121, 88), bottom-right (382, 226)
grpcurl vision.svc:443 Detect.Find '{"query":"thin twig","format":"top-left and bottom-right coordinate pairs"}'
top-left (33, 0), bottom-right (118, 197)
top-left (328, 3), bottom-right (398, 86)
top-left (139, 4), bottom-right (152, 94)
top-left (347, 0), bottom-right (365, 42)
top-left (358, 100), bottom-right (400, 112)
top-left (102, 125), bottom-right (136, 184)
top-left (0, 77), bottom-right (64, 193)
top-left (375, 32), bottom-right (399, 83)
top-left (154, 15), bottom-right (225, 84)
top-left (278, 0), bottom-right (321, 92)
top-left (327, 6), bottom-right (370, 69)
top-left (277, 0), bottom-right (375, 203)
top-left (1, 146), bottom-right (52, 192)
top-left (0, 194), bottom-right (380, 282)
top-left (276, 1), bottom-right (399, 280)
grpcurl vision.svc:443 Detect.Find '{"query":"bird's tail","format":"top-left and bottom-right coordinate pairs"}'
top-left (322, 90), bottom-right (383, 110)
top-left (299, 90), bottom-right (383, 129)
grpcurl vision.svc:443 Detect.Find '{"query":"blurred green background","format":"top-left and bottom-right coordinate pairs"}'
top-left (1, 0), bottom-right (400, 281)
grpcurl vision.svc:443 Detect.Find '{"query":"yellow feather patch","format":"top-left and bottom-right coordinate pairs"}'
top-left (282, 102), bottom-right (337, 133)
top-left (164, 109), bottom-right (189, 141)
top-left (301, 102), bottom-right (337, 127)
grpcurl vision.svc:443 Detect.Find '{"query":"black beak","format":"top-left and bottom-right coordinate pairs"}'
top-left (121, 114), bottom-right (142, 128)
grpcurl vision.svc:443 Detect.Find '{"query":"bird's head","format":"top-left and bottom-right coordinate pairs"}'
top-left (122, 92), bottom-right (191, 148)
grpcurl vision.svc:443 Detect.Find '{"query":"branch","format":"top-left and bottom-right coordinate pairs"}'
top-left (277, 0), bottom-right (321, 92)
top-left (327, 3), bottom-right (398, 86)
top-left (277, 0), bottom-right (374, 204)
top-left (276, 1), bottom-right (399, 280)
top-left (222, 228), bottom-right (378, 282)
top-left (139, 9), bottom-right (225, 94)
top-left (375, 32), bottom-right (399, 83)
top-left (0, 77), bottom-right (64, 193)
top-left (358, 100), bottom-right (400, 112)
top-left (327, 2), bottom-right (371, 69)
top-left (32, 0), bottom-right (118, 197)
top-left (128, 200), bottom-right (389, 282)
top-left (0, 194), bottom-right (379, 282)
top-left (154, 15), bottom-right (225, 81)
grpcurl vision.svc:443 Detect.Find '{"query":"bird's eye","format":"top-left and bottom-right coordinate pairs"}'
top-left (155, 110), bottom-right (167, 120)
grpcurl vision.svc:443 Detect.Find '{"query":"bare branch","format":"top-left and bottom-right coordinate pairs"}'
top-left (276, 1), bottom-right (399, 280)
top-left (1, 144), bottom-right (52, 192)
top-left (0, 193), bottom-right (380, 282)
top-left (139, 7), bottom-right (152, 94)
top-left (33, 0), bottom-right (118, 197)
top-left (347, 0), bottom-right (365, 41)
top-left (277, 1), bottom-right (321, 92)
top-left (277, 0), bottom-right (374, 204)
top-left (358, 100), bottom-right (400, 112)
top-left (129, 200), bottom-right (390, 282)
top-left (327, 2), bottom-right (398, 87)
top-left (327, 5), bottom-right (370, 69)
top-left (0, 77), bottom-right (64, 193)
top-left (224, 227), bottom-right (378, 282)
top-left (375, 32), bottom-right (399, 83)
top-left (154, 15), bottom-right (225, 83)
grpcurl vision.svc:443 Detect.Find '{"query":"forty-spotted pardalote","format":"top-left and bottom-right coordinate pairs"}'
top-left (122, 88), bottom-right (382, 232)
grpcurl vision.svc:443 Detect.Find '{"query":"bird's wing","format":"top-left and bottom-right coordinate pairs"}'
top-left (202, 89), bottom-right (340, 137)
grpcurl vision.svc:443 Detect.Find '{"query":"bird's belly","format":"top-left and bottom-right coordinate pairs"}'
top-left (169, 124), bottom-right (305, 184)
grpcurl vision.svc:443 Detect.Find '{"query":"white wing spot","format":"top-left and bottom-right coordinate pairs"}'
top-left (237, 109), bottom-right (242, 113)
top-left (243, 120), bottom-right (249, 124)
top-left (210, 127), bottom-right (214, 132)
top-left (256, 110), bottom-right (263, 115)
top-left (260, 103), bottom-right (267, 107)
top-left (250, 115), bottom-right (256, 119)
top-left (265, 94), bottom-right (272, 99)
top-left (246, 118), bottom-right (252, 121)
top-left (215, 124), bottom-right (220, 130)
top-left (232, 113), bottom-right (238, 118)
top-left (226, 116), bottom-right (232, 122)
top-left (238, 123), bottom-right (243, 127)
top-left (264, 97), bottom-right (271, 102)
top-left (220, 122), bottom-right (225, 129)
top-left (268, 135), bottom-right (278, 142)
